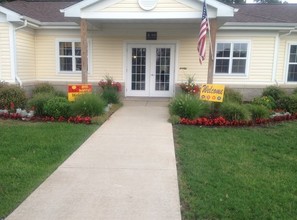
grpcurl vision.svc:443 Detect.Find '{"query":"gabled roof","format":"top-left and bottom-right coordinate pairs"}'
top-left (0, 1), bottom-right (297, 28)
top-left (61, 0), bottom-right (234, 20)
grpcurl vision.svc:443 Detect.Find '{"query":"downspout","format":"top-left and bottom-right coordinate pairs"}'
top-left (13, 19), bottom-right (28, 87)
top-left (272, 32), bottom-right (279, 84)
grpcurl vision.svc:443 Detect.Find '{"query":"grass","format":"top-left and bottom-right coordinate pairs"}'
top-left (175, 122), bottom-right (297, 219)
top-left (0, 120), bottom-right (99, 218)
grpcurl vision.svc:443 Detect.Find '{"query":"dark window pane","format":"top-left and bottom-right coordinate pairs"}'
top-left (75, 58), bottom-right (81, 71)
top-left (60, 57), bottom-right (72, 71)
top-left (59, 42), bottom-right (72, 56)
top-left (232, 59), bottom-right (246, 74)
top-left (215, 59), bottom-right (229, 73)
top-left (233, 43), bottom-right (247, 58)
top-left (216, 43), bottom-right (231, 57)
top-left (75, 42), bottom-right (81, 56)
top-left (289, 45), bottom-right (297, 63)
top-left (288, 64), bottom-right (297, 82)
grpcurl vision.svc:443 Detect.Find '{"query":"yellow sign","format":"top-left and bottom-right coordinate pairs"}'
top-left (200, 84), bottom-right (225, 103)
top-left (68, 84), bottom-right (92, 101)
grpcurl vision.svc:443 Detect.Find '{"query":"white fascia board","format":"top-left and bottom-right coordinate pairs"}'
top-left (0, 6), bottom-right (21, 21)
top-left (201, 0), bottom-right (234, 17)
top-left (62, 0), bottom-right (120, 17)
top-left (221, 22), bottom-right (297, 30)
top-left (177, 0), bottom-right (234, 17)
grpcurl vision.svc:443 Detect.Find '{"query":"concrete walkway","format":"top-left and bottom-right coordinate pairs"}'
top-left (7, 100), bottom-right (181, 220)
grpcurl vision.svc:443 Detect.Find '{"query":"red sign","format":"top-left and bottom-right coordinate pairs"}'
top-left (68, 84), bottom-right (92, 101)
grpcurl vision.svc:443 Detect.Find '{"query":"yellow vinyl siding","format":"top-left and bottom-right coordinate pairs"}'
top-left (177, 37), bottom-right (208, 83)
top-left (213, 35), bottom-right (275, 84)
top-left (0, 23), bottom-right (12, 81)
top-left (16, 29), bottom-right (36, 81)
top-left (35, 34), bottom-right (60, 81)
top-left (84, 0), bottom-right (195, 13)
top-left (92, 37), bottom-right (123, 82)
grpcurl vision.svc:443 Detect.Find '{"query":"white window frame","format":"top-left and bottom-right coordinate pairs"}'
top-left (56, 38), bottom-right (92, 74)
top-left (214, 40), bottom-right (251, 76)
top-left (286, 43), bottom-right (297, 83)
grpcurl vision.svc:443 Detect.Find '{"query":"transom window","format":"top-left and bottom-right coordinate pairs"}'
top-left (287, 44), bottom-right (297, 82)
top-left (215, 42), bottom-right (249, 75)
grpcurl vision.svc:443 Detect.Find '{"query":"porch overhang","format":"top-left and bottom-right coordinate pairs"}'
top-left (61, 0), bottom-right (235, 22)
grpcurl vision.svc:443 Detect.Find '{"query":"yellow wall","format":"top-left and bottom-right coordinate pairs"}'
top-left (16, 28), bottom-right (36, 82)
top-left (0, 23), bottom-right (12, 82)
top-left (84, 0), bottom-right (195, 13)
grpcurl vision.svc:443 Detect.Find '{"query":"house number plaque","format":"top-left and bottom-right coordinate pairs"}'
top-left (146, 32), bottom-right (157, 40)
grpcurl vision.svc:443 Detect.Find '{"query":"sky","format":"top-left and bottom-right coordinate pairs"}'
top-left (246, 0), bottom-right (297, 2)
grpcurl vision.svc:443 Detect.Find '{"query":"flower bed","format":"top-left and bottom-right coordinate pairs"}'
top-left (0, 112), bottom-right (92, 125)
top-left (180, 113), bottom-right (297, 127)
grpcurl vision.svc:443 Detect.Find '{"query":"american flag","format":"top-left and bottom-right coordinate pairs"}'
top-left (197, 0), bottom-right (209, 64)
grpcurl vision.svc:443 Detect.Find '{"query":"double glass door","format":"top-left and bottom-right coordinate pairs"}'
top-left (126, 44), bottom-right (175, 97)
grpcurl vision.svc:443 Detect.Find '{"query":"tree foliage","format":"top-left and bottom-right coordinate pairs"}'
top-left (254, 0), bottom-right (282, 3)
top-left (218, 0), bottom-right (246, 4)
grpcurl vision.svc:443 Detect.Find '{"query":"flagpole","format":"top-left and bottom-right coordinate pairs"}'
top-left (205, 0), bottom-right (213, 60)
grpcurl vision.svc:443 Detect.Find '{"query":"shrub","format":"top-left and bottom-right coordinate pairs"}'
top-left (168, 115), bottom-right (181, 124)
top-left (32, 83), bottom-right (55, 95)
top-left (219, 102), bottom-right (251, 121)
top-left (27, 92), bottom-right (55, 116)
top-left (252, 96), bottom-right (276, 110)
top-left (0, 84), bottom-right (27, 109)
top-left (44, 97), bottom-right (71, 119)
top-left (101, 88), bottom-right (120, 104)
top-left (245, 104), bottom-right (270, 120)
top-left (262, 86), bottom-right (286, 101)
top-left (279, 95), bottom-right (297, 113)
top-left (71, 93), bottom-right (106, 117)
top-left (169, 94), bottom-right (209, 119)
top-left (224, 87), bottom-right (243, 104)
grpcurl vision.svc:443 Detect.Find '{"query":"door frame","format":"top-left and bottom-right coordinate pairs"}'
top-left (124, 41), bottom-right (177, 97)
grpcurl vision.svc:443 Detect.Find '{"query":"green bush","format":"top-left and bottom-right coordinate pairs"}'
top-left (219, 102), bottom-right (251, 121)
top-left (262, 86), bottom-right (286, 101)
top-left (27, 92), bottom-right (55, 116)
top-left (71, 93), bottom-right (106, 117)
top-left (0, 84), bottom-right (27, 109)
top-left (101, 88), bottom-right (120, 104)
top-left (278, 95), bottom-right (297, 113)
top-left (224, 87), bottom-right (243, 104)
top-left (44, 97), bottom-right (71, 119)
top-left (32, 83), bottom-right (55, 95)
top-left (245, 104), bottom-right (270, 120)
top-left (292, 87), bottom-right (297, 95)
top-left (169, 94), bottom-right (209, 119)
top-left (252, 96), bottom-right (276, 110)
top-left (168, 115), bottom-right (181, 125)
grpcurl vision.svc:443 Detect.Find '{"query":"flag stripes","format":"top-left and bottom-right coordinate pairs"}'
top-left (197, 0), bottom-right (209, 64)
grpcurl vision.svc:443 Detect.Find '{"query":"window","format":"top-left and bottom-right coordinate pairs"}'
top-left (287, 45), bottom-right (297, 82)
top-left (215, 42), bottom-right (249, 75)
top-left (57, 39), bottom-right (91, 73)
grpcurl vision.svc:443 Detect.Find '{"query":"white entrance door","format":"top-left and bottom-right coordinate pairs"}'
top-left (126, 44), bottom-right (175, 97)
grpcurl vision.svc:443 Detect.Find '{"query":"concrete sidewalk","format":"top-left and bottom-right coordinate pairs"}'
top-left (7, 100), bottom-right (181, 220)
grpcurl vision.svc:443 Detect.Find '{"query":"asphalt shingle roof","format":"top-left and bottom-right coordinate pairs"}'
top-left (231, 4), bottom-right (297, 23)
top-left (0, 0), bottom-right (80, 22)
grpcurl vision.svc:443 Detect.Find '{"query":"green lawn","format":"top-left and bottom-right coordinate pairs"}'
top-left (0, 120), bottom-right (99, 218)
top-left (175, 122), bottom-right (297, 219)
